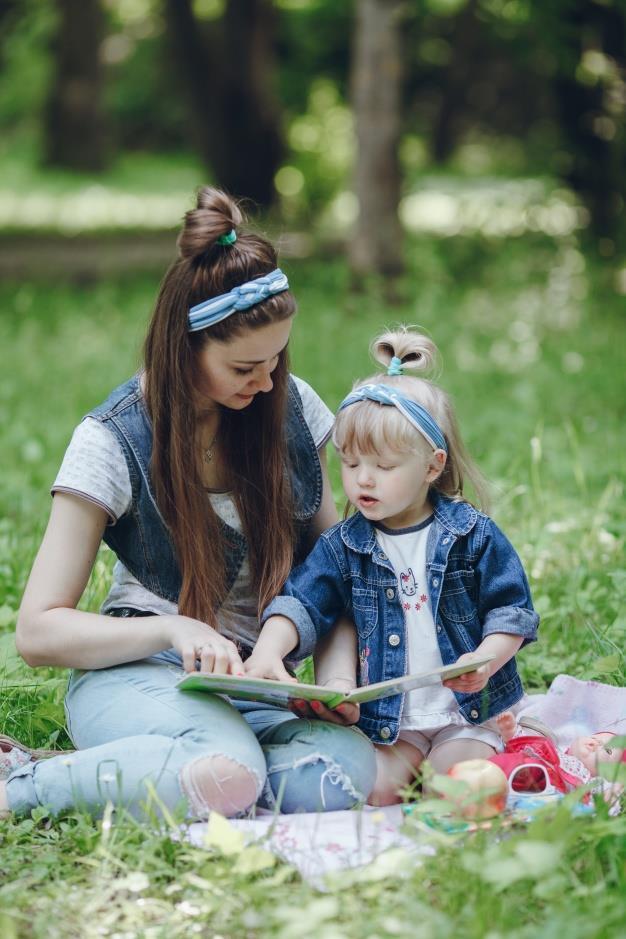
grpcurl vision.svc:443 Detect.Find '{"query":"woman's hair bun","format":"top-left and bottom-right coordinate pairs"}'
top-left (177, 187), bottom-right (244, 260)
top-left (370, 326), bottom-right (439, 376)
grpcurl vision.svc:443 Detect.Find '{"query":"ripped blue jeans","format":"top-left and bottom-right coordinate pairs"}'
top-left (5, 656), bottom-right (377, 819)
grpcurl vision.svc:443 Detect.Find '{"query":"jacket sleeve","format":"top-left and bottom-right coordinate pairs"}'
top-left (474, 517), bottom-right (539, 644)
top-left (261, 536), bottom-right (352, 659)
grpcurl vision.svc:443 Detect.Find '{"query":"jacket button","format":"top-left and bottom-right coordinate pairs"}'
top-left (385, 588), bottom-right (395, 600)
top-left (432, 577), bottom-right (440, 587)
top-left (470, 709), bottom-right (479, 720)
top-left (388, 634), bottom-right (401, 647)
top-left (380, 727), bottom-right (391, 740)
top-left (442, 537), bottom-right (450, 545)
top-left (436, 624), bottom-right (442, 632)
top-left (379, 552), bottom-right (387, 561)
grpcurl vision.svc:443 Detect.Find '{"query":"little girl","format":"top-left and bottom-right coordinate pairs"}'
top-left (247, 327), bottom-right (539, 805)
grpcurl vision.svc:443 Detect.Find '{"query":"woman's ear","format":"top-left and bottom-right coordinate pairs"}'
top-left (426, 449), bottom-right (447, 483)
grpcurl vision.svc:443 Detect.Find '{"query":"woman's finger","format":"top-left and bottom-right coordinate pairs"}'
top-left (226, 643), bottom-right (245, 675)
top-left (289, 699), bottom-right (316, 719)
top-left (182, 645), bottom-right (198, 673)
top-left (212, 645), bottom-right (230, 675)
top-left (309, 700), bottom-right (358, 725)
top-left (199, 645), bottom-right (215, 673)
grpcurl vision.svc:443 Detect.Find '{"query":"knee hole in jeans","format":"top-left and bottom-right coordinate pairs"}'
top-left (179, 755), bottom-right (260, 818)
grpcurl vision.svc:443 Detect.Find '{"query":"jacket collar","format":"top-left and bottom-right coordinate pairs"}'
top-left (430, 490), bottom-right (478, 536)
top-left (339, 490), bottom-right (478, 554)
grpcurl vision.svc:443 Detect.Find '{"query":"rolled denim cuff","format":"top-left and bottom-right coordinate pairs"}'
top-left (482, 606), bottom-right (539, 644)
top-left (5, 761), bottom-right (39, 816)
top-left (261, 596), bottom-right (318, 659)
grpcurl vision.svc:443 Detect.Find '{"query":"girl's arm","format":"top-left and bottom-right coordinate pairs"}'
top-left (17, 492), bottom-right (244, 674)
top-left (298, 446), bottom-right (360, 723)
top-left (444, 519), bottom-right (536, 693)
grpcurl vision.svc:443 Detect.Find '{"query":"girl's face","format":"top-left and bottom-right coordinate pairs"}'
top-left (340, 444), bottom-right (446, 529)
top-left (567, 733), bottom-right (621, 774)
top-left (194, 318), bottom-right (293, 410)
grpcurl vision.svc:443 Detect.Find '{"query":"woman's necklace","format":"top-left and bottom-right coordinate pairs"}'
top-left (203, 428), bottom-right (219, 464)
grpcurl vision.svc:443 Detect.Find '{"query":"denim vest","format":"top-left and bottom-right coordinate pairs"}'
top-left (263, 492), bottom-right (539, 744)
top-left (88, 374), bottom-right (323, 604)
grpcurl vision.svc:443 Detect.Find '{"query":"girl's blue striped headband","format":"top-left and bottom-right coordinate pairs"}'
top-left (338, 383), bottom-right (448, 452)
top-left (188, 268), bottom-right (289, 332)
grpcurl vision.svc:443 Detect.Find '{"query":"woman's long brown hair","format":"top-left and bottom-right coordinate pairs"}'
top-left (143, 188), bottom-right (296, 624)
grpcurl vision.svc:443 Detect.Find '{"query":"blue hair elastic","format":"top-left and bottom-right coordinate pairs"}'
top-left (387, 356), bottom-right (403, 376)
top-left (188, 268), bottom-right (289, 332)
top-left (338, 383), bottom-right (447, 452)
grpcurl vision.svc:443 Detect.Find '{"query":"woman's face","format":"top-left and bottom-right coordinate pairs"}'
top-left (194, 317), bottom-right (293, 410)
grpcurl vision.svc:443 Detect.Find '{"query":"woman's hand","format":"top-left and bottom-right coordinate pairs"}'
top-left (290, 677), bottom-right (360, 726)
top-left (170, 617), bottom-right (245, 674)
top-left (443, 651), bottom-right (491, 693)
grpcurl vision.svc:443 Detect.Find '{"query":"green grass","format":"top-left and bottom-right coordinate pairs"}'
top-left (0, 230), bottom-right (625, 937)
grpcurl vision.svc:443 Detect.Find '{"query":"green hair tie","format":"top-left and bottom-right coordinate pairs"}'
top-left (217, 229), bottom-right (237, 246)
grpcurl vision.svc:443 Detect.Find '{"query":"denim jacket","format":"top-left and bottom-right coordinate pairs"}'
top-left (263, 492), bottom-right (539, 744)
top-left (88, 374), bottom-right (323, 604)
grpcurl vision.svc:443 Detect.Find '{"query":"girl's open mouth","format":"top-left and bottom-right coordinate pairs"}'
top-left (358, 496), bottom-right (379, 507)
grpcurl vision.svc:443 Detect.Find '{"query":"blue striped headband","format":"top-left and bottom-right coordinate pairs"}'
top-left (188, 268), bottom-right (289, 333)
top-left (338, 383), bottom-right (448, 452)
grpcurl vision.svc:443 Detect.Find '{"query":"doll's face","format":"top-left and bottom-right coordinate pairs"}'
top-left (567, 733), bottom-right (621, 774)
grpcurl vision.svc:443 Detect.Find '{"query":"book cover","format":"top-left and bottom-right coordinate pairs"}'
top-left (177, 655), bottom-right (495, 709)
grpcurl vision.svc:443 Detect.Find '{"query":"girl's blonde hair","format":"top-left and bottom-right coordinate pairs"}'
top-left (332, 326), bottom-right (489, 510)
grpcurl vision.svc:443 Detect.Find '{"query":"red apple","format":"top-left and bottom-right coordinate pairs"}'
top-left (447, 759), bottom-right (508, 819)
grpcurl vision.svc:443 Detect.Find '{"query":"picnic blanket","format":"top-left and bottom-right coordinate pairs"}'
top-left (186, 675), bottom-right (625, 883)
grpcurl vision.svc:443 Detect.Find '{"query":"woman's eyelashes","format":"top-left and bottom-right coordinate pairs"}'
top-left (232, 354), bottom-right (280, 377)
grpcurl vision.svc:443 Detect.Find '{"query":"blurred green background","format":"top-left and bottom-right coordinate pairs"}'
top-left (0, 0), bottom-right (624, 701)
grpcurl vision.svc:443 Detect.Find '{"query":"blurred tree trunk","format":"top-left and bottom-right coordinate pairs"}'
top-left (164, 0), bottom-right (284, 208)
top-left (349, 0), bottom-right (404, 281)
top-left (43, 0), bottom-right (108, 171)
top-left (432, 0), bottom-right (481, 163)
top-left (551, 1), bottom-right (625, 242)
top-left (0, 1), bottom-right (19, 68)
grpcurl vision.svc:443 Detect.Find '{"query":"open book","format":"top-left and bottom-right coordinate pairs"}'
top-left (177, 655), bottom-right (495, 709)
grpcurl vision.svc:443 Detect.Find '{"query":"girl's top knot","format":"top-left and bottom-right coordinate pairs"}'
top-left (370, 326), bottom-right (439, 379)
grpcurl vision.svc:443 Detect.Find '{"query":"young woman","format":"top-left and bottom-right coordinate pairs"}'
top-left (2, 187), bottom-right (376, 820)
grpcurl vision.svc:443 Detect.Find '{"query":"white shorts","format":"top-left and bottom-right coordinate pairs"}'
top-left (398, 722), bottom-right (501, 757)
top-left (398, 696), bottom-right (531, 757)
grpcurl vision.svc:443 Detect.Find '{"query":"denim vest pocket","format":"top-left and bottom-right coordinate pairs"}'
top-left (352, 586), bottom-right (379, 638)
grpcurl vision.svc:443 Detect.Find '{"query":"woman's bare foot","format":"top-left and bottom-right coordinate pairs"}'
top-left (0, 781), bottom-right (10, 818)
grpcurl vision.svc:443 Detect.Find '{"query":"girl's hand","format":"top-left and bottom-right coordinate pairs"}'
top-left (244, 651), bottom-right (297, 684)
top-left (170, 617), bottom-right (245, 674)
top-left (244, 615), bottom-right (300, 682)
top-left (443, 651), bottom-right (491, 693)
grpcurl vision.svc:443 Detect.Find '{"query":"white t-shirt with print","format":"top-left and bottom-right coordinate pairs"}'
top-left (375, 517), bottom-right (466, 730)
top-left (52, 375), bottom-right (333, 652)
